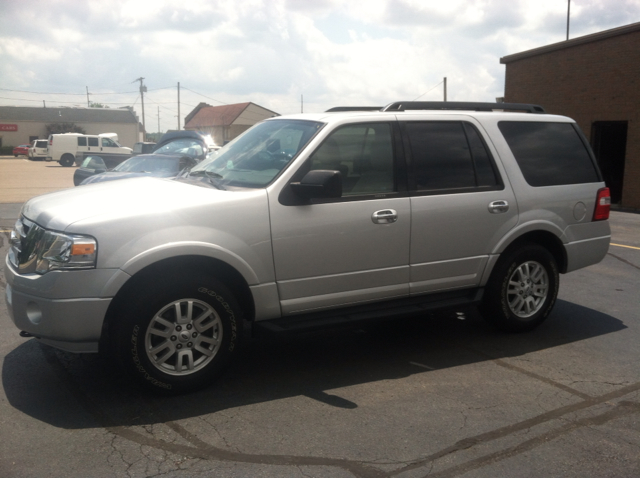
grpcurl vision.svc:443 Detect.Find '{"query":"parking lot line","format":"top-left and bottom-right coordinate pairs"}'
top-left (611, 243), bottom-right (640, 250)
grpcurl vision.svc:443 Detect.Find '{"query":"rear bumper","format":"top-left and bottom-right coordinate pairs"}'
top-left (564, 235), bottom-right (611, 272)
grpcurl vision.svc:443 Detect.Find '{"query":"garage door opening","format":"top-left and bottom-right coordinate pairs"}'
top-left (591, 121), bottom-right (627, 204)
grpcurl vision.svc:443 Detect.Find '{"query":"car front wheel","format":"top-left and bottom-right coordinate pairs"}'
top-left (480, 244), bottom-right (559, 332)
top-left (111, 271), bottom-right (242, 394)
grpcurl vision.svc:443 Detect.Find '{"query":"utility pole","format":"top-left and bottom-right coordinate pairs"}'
top-left (158, 106), bottom-right (160, 133)
top-left (134, 77), bottom-right (147, 136)
top-left (566, 0), bottom-right (571, 40)
top-left (444, 77), bottom-right (447, 101)
top-left (86, 86), bottom-right (90, 107)
top-left (301, 94), bottom-right (303, 113)
top-left (177, 82), bottom-right (181, 130)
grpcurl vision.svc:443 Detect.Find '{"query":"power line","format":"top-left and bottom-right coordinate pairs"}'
top-left (413, 80), bottom-right (445, 101)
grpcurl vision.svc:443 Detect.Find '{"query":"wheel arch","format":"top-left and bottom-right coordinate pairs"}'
top-left (496, 230), bottom-right (568, 274)
top-left (100, 255), bottom-right (255, 353)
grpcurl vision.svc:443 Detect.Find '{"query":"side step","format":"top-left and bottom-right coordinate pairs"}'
top-left (252, 288), bottom-right (483, 337)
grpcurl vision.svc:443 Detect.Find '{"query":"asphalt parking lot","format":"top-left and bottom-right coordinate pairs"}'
top-left (0, 157), bottom-right (639, 477)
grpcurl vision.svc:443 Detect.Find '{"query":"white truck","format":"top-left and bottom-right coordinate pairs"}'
top-left (46, 132), bottom-right (133, 167)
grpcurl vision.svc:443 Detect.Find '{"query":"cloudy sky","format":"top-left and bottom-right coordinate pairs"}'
top-left (1, 0), bottom-right (639, 132)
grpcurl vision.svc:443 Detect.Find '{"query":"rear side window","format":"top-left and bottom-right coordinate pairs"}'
top-left (405, 121), bottom-right (499, 192)
top-left (77, 137), bottom-right (87, 146)
top-left (88, 137), bottom-right (99, 147)
top-left (498, 121), bottom-right (600, 186)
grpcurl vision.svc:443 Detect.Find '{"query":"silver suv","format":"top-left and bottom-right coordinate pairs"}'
top-left (5, 102), bottom-right (611, 394)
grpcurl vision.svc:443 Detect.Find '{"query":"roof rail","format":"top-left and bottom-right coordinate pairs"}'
top-left (381, 101), bottom-right (546, 114)
top-left (325, 106), bottom-right (383, 112)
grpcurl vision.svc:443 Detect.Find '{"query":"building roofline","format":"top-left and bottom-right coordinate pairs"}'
top-left (500, 21), bottom-right (640, 64)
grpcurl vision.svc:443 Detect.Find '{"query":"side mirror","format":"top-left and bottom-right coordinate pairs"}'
top-left (290, 170), bottom-right (342, 199)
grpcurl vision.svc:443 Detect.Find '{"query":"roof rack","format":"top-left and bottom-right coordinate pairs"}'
top-left (325, 106), bottom-right (383, 112)
top-left (381, 101), bottom-right (546, 114)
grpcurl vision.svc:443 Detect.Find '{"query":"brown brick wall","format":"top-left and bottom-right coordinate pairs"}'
top-left (504, 30), bottom-right (640, 208)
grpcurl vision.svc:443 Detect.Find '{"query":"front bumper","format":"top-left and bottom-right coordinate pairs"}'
top-left (4, 256), bottom-right (126, 353)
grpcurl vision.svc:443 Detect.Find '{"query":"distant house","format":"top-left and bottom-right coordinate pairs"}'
top-left (501, 22), bottom-right (640, 209)
top-left (184, 102), bottom-right (279, 146)
top-left (0, 106), bottom-right (143, 149)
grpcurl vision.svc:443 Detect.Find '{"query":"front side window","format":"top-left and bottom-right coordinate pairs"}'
top-left (101, 138), bottom-right (118, 147)
top-left (80, 156), bottom-right (106, 169)
top-left (308, 123), bottom-right (395, 196)
top-left (190, 119), bottom-right (323, 188)
top-left (498, 121), bottom-right (600, 186)
top-left (405, 121), bottom-right (498, 192)
top-left (77, 137), bottom-right (87, 146)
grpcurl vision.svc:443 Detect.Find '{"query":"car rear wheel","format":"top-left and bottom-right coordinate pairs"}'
top-left (480, 244), bottom-right (559, 332)
top-left (59, 154), bottom-right (75, 167)
top-left (111, 270), bottom-right (242, 394)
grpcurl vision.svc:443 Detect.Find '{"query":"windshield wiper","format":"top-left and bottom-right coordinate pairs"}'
top-left (189, 170), bottom-right (223, 179)
top-left (188, 169), bottom-right (225, 189)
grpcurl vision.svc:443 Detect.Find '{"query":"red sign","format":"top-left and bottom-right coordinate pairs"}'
top-left (0, 124), bottom-right (18, 132)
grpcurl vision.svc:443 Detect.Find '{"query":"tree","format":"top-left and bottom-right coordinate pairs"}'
top-left (45, 123), bottom-right (87, 135)
top-left (89, 102), bottom-right (110, 108)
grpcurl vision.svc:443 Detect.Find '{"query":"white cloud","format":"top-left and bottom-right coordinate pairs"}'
top-left (0, 0), bottom-right (638, 131)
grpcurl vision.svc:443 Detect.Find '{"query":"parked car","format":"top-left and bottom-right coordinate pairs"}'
top-left (6, 101), bottom-right (611, 395)
top-left (73, 132), bottom-right (208, 185)
top-left (28, 139), bottom-right (49, 161)
top-left (12, 144), bottom-right (30, 157)
top-left (74, 154), bottom-right (198, 186)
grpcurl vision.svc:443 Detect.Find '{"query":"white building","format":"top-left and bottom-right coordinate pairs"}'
top-left (0, 106), bottom-right (143, 149)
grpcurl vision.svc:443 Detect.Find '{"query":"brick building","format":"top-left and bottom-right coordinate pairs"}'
top-left (501, 22), bottom-right (640, 208)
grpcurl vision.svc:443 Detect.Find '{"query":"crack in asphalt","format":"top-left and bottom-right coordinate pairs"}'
top-left (40, 344), bottom-right (640, 478)
top-left (607, 252), bottom-right (640, 271)
top-left (460, 345), bottom-right (593, 400)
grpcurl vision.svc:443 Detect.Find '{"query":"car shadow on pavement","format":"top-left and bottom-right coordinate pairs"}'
top-left (2, 299), bottom-right (626, 430)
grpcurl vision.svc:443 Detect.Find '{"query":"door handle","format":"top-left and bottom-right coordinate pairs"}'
top-left (488, 200), bottom-right (509, 214)
top-left (372, 209), bottom-right (398, 224)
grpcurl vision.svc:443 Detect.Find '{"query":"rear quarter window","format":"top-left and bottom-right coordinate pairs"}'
top-left (498, 121), bottom-right (600, 186)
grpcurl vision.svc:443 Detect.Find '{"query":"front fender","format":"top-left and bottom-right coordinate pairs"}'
top-left (120, 241), bottom-right (260, 285)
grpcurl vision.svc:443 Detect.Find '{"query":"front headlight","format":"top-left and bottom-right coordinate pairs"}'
top-left (8, 217), bottom-right (97, 274)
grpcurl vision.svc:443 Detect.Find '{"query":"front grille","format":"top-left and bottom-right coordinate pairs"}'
top-left (8, 217), bottom-right (46, 274)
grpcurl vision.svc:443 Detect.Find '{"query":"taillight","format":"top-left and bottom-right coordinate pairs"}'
top-left (49, 138), bottom-right (53, 146)
top-left (593, 187), bottom-right (611, 221)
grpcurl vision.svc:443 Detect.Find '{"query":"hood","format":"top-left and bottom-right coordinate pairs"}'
top-left (21, 177), bottom-right (231, 232)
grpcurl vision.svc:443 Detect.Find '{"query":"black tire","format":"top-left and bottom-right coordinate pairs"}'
top-left (111, 271), bottom-right (242, 394)
top-left (480, 244), bottom-right (559, 332)
top-left (59, 154), bottom-right (75, 167)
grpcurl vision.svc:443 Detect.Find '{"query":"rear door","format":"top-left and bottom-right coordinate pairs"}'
top-left (402, 116), bottom-right (518, 294)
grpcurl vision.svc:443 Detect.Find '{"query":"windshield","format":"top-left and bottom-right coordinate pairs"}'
top-left (189, 119), bottom-right (323, 188)
top-left (154, 139), bottom-right (204, 157)
top-left (114, 156), bottom-right (180, 173)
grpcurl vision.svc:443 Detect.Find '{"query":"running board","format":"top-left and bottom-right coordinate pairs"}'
top-left (252, 288), bottom-right (483, 336)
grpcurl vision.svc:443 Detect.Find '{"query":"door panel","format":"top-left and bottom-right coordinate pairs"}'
top-left (410, 192), bottom-right (516, 293)
top-left (270, 197), bottom-right (411, 314)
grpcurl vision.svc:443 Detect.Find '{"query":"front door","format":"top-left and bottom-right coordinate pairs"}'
top-left (269, 122), bottom-right (411, 315)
